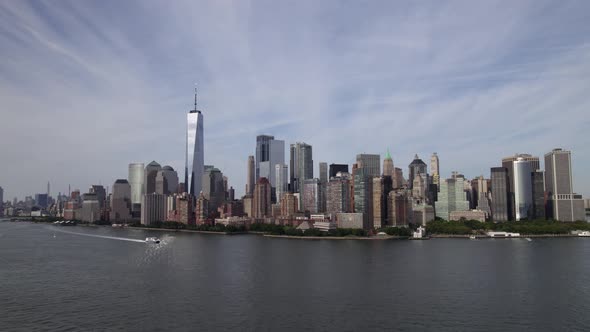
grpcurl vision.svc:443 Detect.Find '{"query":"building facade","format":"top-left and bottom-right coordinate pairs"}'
top-left (186, 91), bottom-right (204, 196)
top-left (490, 167), bottom-right (511, 222)
top-left (110, 179), bottom-right (132, 222)
top-left (408, 154), bottom-right (427, 189)
top-left (513, 158), bottom-right (533, 221)
top-left (544, 148), bottom-right (585, 221)
top-left (253, 178), bottom-right (272, 219)
top-left (356, 154), bottom-right (380, 177)
top-left (290, 142), bottom-right (313, 195)
top-left (140, 193), bottom-right (167, 226)
top-left (435, 177), bottom-right (470, 220)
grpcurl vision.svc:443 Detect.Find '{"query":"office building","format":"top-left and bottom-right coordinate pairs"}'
top-left (393, 167), bottom-right (404, 188)
top-left (280, 193), bottom-right (298, 217)
top-left (186, 89), bottom-right (205, 196)
top-left (490, 167), bottom-right (511, 222)
top-left (35, 193), bottom-right (48, 209)
top-left (176, 193), bottom-right (196, 225)
top-left (336, 213), bottom-right (365, 229)
top-left (354, 168), bottom-right (373, 229)
top-left (253, 177), bottom-right (271, 218)
top-left (373, 176), bottom-right (393, 229)
top-left (431, 153), bottom-right (440, 187)
top-left (155, 166), bottom-right (179, 195)
top-left (326, 174), bottom-right (352, 216)
top-left (90, 185), bottom-right (106, 210)
top-left (531, 170), bottom-right (545, 219)
top-left (0, 186), bottom-right (3, 217)
top-left (242, 195), bottom-right (253, 218)
top-left (544, 148), bottom-right (585, 221)
top-left (246, 156), bottom-right (255, 195)
top-left (435, 177), bottom-right (470, 220)
top-left (141, 193), bottom-right (167, 226)
top-left (502, 153), bottom-right (540, 218)
top-left (329, 164), bottom-right (349, 178)
top-left (202, 168), bottom-right (225, 213)
top-left (388, 190), bottom-right (412, 227)
top-left (256, 135), bottom-right (285, 189)
top-left (319, 162), bottom-right (328, 213)
top-left (408, 154), bottom-right (427, 189)
top-left (275, 163), bottom-right (288, 203)
top-left (383, 149), bottom-right (394, 178)
top-left (195, 192), bottom-right (209, 224)
top-left (110, 179), bottom-right (132, 222)
top-left (128, 163), bottom-right (145, 210)
top-left (144, 161), bottom-right (162, 195)
top-left (513, 158), bottom-right (533, 221)
top-left (80, 193), bottom-right (100, 223)
top-left (290, 142), bottom-right (313, 194)
top-left (302, 178), bottom-right (322, 214)
top-left (356, 154), bottom-right (380, 177)
top-left (413, 203), bottom-right (435, 226)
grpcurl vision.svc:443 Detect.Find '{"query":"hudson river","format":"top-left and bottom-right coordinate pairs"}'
top-left (1, 222), bottom-right (590, 331)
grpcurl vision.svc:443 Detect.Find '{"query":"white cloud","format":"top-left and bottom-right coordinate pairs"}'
top-left (0, 0), bottom-right (589, 199)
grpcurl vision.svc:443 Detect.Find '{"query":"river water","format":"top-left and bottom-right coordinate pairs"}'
top-left (1, 222), bottom-right (589, 331)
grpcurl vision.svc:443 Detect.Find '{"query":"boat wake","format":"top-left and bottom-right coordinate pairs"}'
top-left (49, 227), bottom-right (147, 243)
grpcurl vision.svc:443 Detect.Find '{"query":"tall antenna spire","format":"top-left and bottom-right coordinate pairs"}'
top-left (194, 84), bottom-right (198, 111)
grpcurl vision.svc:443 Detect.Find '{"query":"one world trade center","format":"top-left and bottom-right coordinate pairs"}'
top-left (186, 88), bottom-right (204, 196)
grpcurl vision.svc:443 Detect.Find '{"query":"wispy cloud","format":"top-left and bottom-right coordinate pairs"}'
top-left (0, 0), bottom-right (589, 199)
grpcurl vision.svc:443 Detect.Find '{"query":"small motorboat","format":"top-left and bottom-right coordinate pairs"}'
top-left (145, 237), bottom-right (160, 244)
top-left (469, 235), bottom-right (476, 240)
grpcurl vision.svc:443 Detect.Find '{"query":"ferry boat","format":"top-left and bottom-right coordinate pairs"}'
top-left (145, 237), bottom-right (161, 244)
top-left (578, 231), bottom-right (590, 237)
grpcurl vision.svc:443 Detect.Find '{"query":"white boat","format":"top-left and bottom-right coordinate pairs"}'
top-left (578, 231), bottom-right (590, 237)
top-left (145, 237), bottom-right (160, 244)
top-left (469, 235), bottom-right (476, 240)
top-left (525, 238), bottom-right (532, 241)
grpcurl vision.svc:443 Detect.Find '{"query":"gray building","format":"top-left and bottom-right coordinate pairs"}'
top-left (255, 135), bottom-right (285, 189)
top-left (327, 174), bottom-right (352, 216)
top-left (531, 170), bottom-right (545, 220)
top-left (144, 161), bottom-right (162, 195)
top-left (141, 193), bottom-right (167, 226)
top-left (290, 142), bottom-right (313, 194)
top-left (408, 154), bottom-right (427, 189)
top-left (354, 168), bottom-right (373, 229)
top-left (356, 154), bottom-right (380, 177)
top-left (544, 148), bottom-right (585, 221)
top-left (156, 166), bottom-right (179, 195)
top-left (80, 193), bottom-right (100, 223)
top-left (110, 179), bottom-right (132, 222)
top-left (275, 163), bottom-right (288, 203)
top-left (202, 168), bottom-right (225, 214)
top-left (302, 178), bottom-right (322, 214)
top-left (435, 177), bottom-right (470, 220)
top-left (246, 155), bottom-right (255, 195)
top-left (491, 167), bottom-right (511, 222)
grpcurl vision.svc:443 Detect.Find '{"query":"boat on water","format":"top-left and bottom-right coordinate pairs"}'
top-left (145, 237), bottom-right (161, 244)
top-left (469, 235), bottom-right (476, 240)
top-left (525, 238), bottom-right (532, 241)
top-left (578, 231), bottom-right (590, 237)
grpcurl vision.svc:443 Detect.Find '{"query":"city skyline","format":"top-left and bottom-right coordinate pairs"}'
top-left (1, 1), bottom-right (590, 200)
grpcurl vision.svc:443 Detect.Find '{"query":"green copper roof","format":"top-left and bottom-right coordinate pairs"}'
top-left (385, 148), bottom-right (392, 160)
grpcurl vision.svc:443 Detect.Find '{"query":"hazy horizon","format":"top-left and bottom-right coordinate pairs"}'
top-left (1, 1), bottom-right (589, 200)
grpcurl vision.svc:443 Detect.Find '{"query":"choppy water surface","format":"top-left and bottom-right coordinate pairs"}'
top-left (1, 222), bottom-right (590, 331)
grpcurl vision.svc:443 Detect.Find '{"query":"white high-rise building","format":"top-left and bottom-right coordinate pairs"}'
top-left (128, 163), bottom-right (145, 207)
top-left (186, 89), bottom-right (204, 196)
top-left (513, 158), bottom-right (533, 221)
top-left (545, 148), bottom-right (585, 221)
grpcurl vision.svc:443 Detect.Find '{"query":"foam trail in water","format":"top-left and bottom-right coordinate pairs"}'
top-left (50, 227), bottom-right (146, 243)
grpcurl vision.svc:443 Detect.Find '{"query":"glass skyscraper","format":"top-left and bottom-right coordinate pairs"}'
top-left (186, 91), bottom-right (204, 196)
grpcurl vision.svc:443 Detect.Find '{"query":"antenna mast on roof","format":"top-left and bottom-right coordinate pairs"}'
top-left (194, 84), bottom-right (198, 111)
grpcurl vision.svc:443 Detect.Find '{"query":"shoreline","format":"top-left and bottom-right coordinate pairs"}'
top-left (4, 220), bottom-right (589, 240)
top-left (263, 234), bottom-right (407, 240)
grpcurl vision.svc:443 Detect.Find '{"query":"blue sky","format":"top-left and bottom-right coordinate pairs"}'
top-left (1, 0), bottom-right (589, 199)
